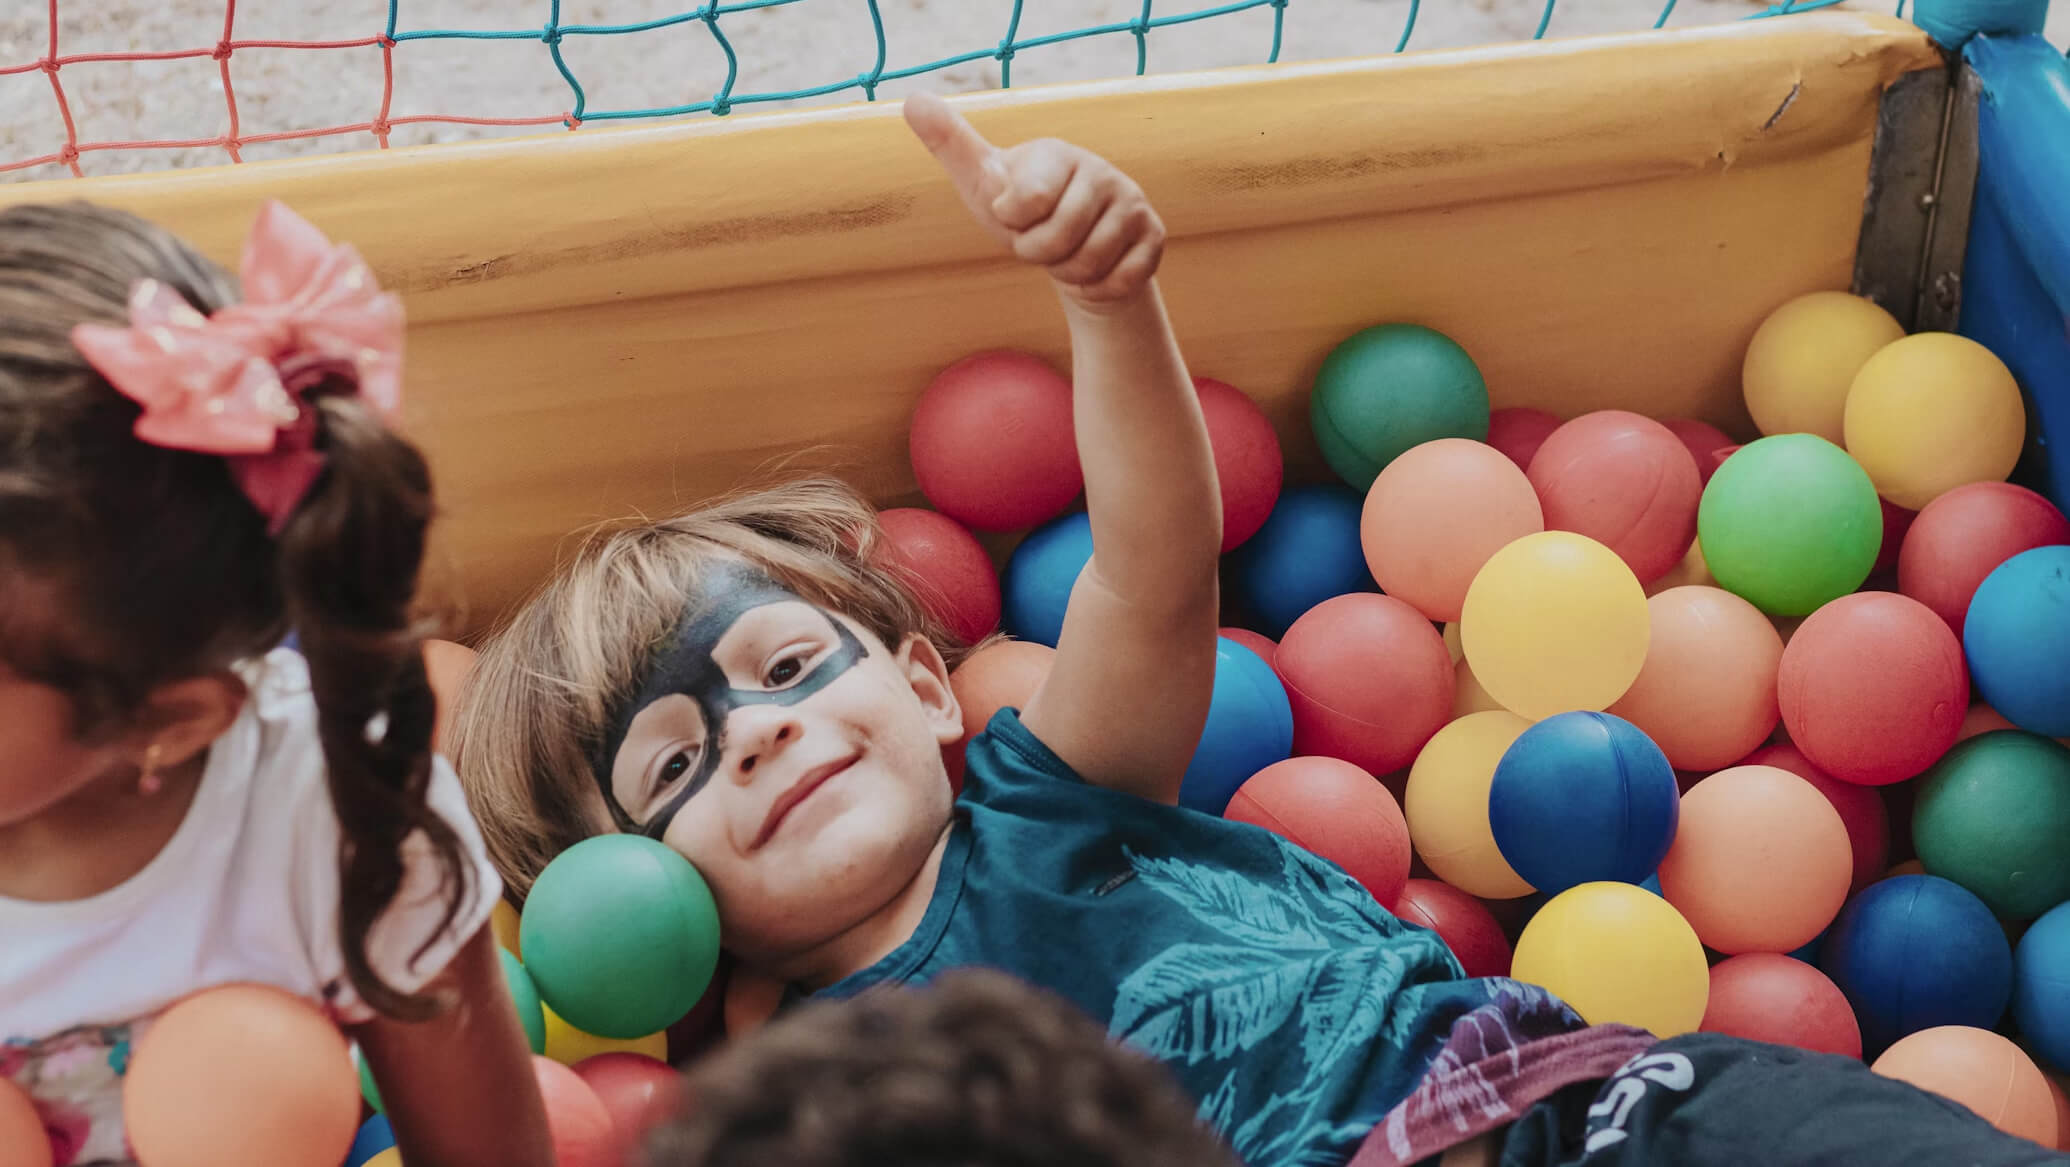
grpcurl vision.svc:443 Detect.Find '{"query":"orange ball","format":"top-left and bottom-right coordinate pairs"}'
top-left (1360, 438), bottom-right (1544, 622)
top-left (1527, 410), bottom-right (1702, 583)
top-left (124, 984), bottom-right (359, 1167)
top-left (1226, 757), bottom-right (1412, 908)
top-left (1740, 743), bottom-right (1888, 893)
top-left (1777, 591), bottom-right (1968, 786)
top-left (944, 639), bottom-right (1054, 794)
top-left (1609, 586), bottom-right (1782, 771)
top-left (1658, 765), bottom-right (1852, 954)
top-left (1872, 1027), bottom-right (2059, 1147)
top-left (0, 1078), bottom-right (51, 1167)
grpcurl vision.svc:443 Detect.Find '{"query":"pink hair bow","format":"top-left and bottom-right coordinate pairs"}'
top-left (70, 200), bottom-right (404, 533)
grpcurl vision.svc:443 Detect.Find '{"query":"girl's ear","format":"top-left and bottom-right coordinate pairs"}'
top-left (896, 635), bottom-right (964, 747)
top-left (129, 670), bottom-right (248, 770)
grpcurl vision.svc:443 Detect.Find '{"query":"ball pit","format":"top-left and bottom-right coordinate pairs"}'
top-left (1195, 376), bottom-right (1285, 551)
top-left (1699, 434), bottom-right (1882, 616)
top-left (1701, 952), bottom-right (1861, 1059)
top-left (1459, 530), bottom-right (1648, 720)
top-left (1913, 731), bottom-right (2070, 920)
top-left (534, 1055), bottom-right (621, 1167)
top-left (1873, 498), bottom-right (1917, 575)
top-left (1404, 711), bottom-right (1535, 899)
top-left (1821, 874), bottom-right (2014, 1055)
top-left (946, 638), bottom-right (1054, 791)
top-left (573, 1053), bottom-right (682, 1155)
top-left (1871, 1027), bottom-right (2059, 1147)
top-left (1899, 482), bottom-right (2070, 636)
top-left (2016, 903), bottom-right (2070, 1072)
top-left (909, 350), bottom-right (1080, 532)
top-left (1965, 546), bottom-right (2070, 736)
top-left (1000, 512), bottom-right (1093, 647)
top-left (1776, 591), bottom-right (1967, 786)
top-left (502, 946), bottom-right (549, 1056)
top-left (346, 1116), bottom-right (396, 1167)
top-left (877, 507), bottom-right (1001, 645)
top-left (1741, 291), bottom-right (1903, 444)
top-left (1359, 437), bottom-right (1543, 622)
top-left (1741, 743), bottom-right (1889, 893)
top-left (1394, 877), bottom-right (1513, 978)
top-left (1659, 765), bottom-right (1852, 955)
top-left (1511, 881), bottom-right (1709, 1036)
top-left (1219, 626), bottom-right (1278, 665)
top-left (1845, 333), bottom-right (2027, 511)
top-left (1229, 485), bottom-right (1376, 637)
top-left (1278, 594), bottom-right (1452, 776)
top-left (1488, 712), bottom-right (1678, 895)
top-left (1608, 585), bottom-right (1782, 771)
top-left (1226, 756), bottom-right (1411, 907)
top-left (1310, 324), bottom-right (1490, 490)
top-left (1178, 638), bottom-right (1296, 815)
top-left (1660, 417), bottom-right (1733, 484)
top-left (545, 1002), bottom-right (669, 1067)
top-left (1485, 406), bottom-right (1562, 470)
top-left (1526, 410), bottom-right (1701, 583)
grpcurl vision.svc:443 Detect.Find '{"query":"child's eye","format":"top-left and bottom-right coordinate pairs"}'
top-left (654, 748), bottom-right (698, 795)
top-left (765, 651), bottom-right (811, 687)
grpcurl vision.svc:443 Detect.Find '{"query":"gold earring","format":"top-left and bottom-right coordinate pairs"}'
top-left (138, 744), bottom-right (164, 796)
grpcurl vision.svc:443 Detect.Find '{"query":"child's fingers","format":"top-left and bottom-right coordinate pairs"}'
top-left (903, 93), bottom-right (1007, 205)
top-left (1045, 201), bottom-right (1145, 288)
top-left (991, 143), bottom-right (1079, 232)
top-left (1011, 171), bottom-right (1106, 267)
top-left (1075, 232), bottom-right (1165, 302)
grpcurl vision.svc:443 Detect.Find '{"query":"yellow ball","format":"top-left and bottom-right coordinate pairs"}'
top-left (1404, 711), bottom-right (1535, 898)
top-left (542, 1003), bottom-right (666, 1065)
top-left (1452, 656), bottom-right (1505, 719)
top-left (1442, 621), bottom-right (1464, 664)
top-left (1742, 291), bottom-right (1904, 443)
top-left (490, 898), bottom-right (522, 958)
top-left (1843, 333), bottom-right (2025, 510)
top-left (1460, 531), bottom-right (1649, 721)
top-left (1511, 882), bottom-right (1710, 1036)
top-left (363, 1152), bottom-right (403, 1167)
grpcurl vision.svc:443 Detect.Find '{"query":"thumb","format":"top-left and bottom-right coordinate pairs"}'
top-left (904, 93), bottom-right (1007, 206)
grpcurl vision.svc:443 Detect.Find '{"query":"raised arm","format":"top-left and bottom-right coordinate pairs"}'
top-left (905, 95), bottom-right (1222, 803)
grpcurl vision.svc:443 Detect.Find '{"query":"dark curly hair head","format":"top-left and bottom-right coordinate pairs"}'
top-left (640, 970), bottom-right (1243, 1167)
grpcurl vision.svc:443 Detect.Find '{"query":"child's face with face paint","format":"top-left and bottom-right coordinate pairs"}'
top-left (597, 563), bottom-right (962, 968)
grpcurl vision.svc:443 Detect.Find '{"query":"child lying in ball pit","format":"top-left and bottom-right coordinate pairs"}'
top-left (451, 94), bottom-right (2068, 1167)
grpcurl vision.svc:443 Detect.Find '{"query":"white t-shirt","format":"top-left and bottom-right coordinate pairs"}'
top-left (0, 649), bottom-right (502, 1167)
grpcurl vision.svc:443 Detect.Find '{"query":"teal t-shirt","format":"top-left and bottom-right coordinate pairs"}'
top-left (818, 710), bottom-right (1500, 1167)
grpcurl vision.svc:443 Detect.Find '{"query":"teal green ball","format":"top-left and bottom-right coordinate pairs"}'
top-left (1915, 730), bottom-right (2070, 920)
top-left (1309, 324), bottom-right (1490, 490)
top-left (357, 1046), bottom-right (383, 1114)
top-left (499, 947), bottom-right (547, 1055)
top-left (1697, 434), bottom-right (1881, 616)
top-left (519, 834), bottom-right (722, 1040)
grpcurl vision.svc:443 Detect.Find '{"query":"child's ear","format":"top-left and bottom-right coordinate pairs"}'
top-left (129, 671), bottom-right (248, 771)
top-left (896, 635), bottom-right (964, 747)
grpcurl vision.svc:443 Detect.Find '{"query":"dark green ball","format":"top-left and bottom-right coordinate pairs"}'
top-left (500, 947), bottom-right (547, 1055)
top-left (1914, 730), bottom-right (2070, 920)
top-left (1309, 324), bottom-right (1489, 491)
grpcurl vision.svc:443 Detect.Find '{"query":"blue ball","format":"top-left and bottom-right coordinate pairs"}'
top-left (1820, 874), bottom-right (2013, 1056)
top-left (1487, 712), bottom-right (1679, 895)
top-left (1001, 512), bottom-right (1093, 647)
top-left (346, 1115), bottom-right (396, 1167)
top-left (2014, 900), bottom-right (2070, 1072)
top-left (1179, 639), bottom-right (1294, 815)
top-left (1965, 545), bottom-right (2070, 736)
top-left (1228, 485), bottom-right (1376, 637)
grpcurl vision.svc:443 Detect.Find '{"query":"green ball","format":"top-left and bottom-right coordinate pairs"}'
top-left (500, 947), bottom-right (547, 1055)
top-left (1697, 434), bottom-right (1881, 616)
top-left (519, 835), bottom-right (722, 1040)
top-left (1310, 324), bottom-right (1490, 490)
top-left (1915, 730), bottom-right (2070, 920)
top-left (357, 1045), bottom-right (383, 1114)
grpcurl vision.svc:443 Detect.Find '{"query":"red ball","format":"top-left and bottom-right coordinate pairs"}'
top-left (572, 1053), bottom-right (682, 1155)
top-left (1196, 377), bottom-right (1285, 552)
top-left (877, 508), bottom-right (1001, 645)
top-left (1526, 410), bottom-right (1701, 583)
top-left (1739, 743), bottom-right (1889, 892)
top-left (1277, 594), bottom-right (1454, 775)
top-left (945, 640), bottom-right (1054, 794)
top-left (1702, 953), bottom-right (1862, 1059)
top-left (1226, 757), bottom-right (1411, 907)
top-left (1874, 499), bottom-right (1918, 576)
top-left (1777, 592), bottom-right (1968, 785)
top-left (1898, 482), bottom-right (2070, 635)
top-left (910, 351), bottom-right (1081, 532)
top-left (1486, 407), bottom-right (1563, 471)
top-left (1660, 417), bottom-right (1734, 484)
top-left (1219, 626), bottom-right (1278, 667)
top-left (1394, 878), bottom-right (1513, 977)
top-left (533, 1055), bottom-right (619, 1167)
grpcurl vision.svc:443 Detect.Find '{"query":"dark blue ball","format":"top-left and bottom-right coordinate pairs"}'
top-left (1488, 712), bottom-right (1678, 895)
top-left (1819, 874), bottom-right (2012, 1056)
top-left (1228, 485), bottom-right (1375, 637)
top-left (1001, 512), bottom-right (1093, 647)
top-left (1178, 639), bottom-right (1294, 815)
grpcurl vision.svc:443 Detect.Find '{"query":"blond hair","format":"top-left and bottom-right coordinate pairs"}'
top-left (449, 478), bottom-right (974, 902)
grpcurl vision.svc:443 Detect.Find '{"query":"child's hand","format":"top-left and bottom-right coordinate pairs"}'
top-left (905, 93), bottom-right (1165, 307)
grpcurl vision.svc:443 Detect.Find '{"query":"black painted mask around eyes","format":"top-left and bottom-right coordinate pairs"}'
top-left (593, 562), bottom-right (868, 839)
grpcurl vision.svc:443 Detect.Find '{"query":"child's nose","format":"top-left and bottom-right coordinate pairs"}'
top-left (725, 706), bottom-right (801, 784)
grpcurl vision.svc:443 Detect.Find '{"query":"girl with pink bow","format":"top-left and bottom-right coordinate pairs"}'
top-left (0, 200), bottom-right (550, 1166)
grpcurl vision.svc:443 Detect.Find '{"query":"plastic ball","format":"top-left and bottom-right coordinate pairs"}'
top-left (1742, 290), bottom-right (1904, 443)
top-left (522, 835), bottom-right (721, 1040)
top-left (1527, 410), bottom-right (1702, 583)
top-left (1966, 546), bottom-right (2070, 735)
top-left (1661, 417), bottom-right (1734, 484)
top-left (1702, 953), bottom-right (1862, 1059)
top-left (1459, 531), bottom-right (1649, 720)
top-left (1452, 654), bottom-right (1504, 719)
top-left (1511, 882), bottom-right (1709, 1035)
top-left (1489, 712), bottom-right (1679, 894)
top-left (573, 1053), bottom-right (682, 1153)
top-left (1486, 406), bottom-right (1562, 470)
top-left (1741, 743), bottom-right (1889, 893)
top-left (1659, 765), bottom-right (1852, 954)
top-left (1228, 485), bottom-right (1376, 637)
top-left (1699, 434), bottom-right (1882, 616)
top-left (1821, 874), bottom-right (2014, 1054)
top-left (1219, 626), bottom-right (1277, 665)
top-left (1645, 537), bottom-right (1715, 595)
top-left (1608, 586), bottom-right (1782, 771)
top-left (345, 1116), bottom-right (395, 1167)
top-left (1902, 484), bottom-right (2070, 636)
top-left (0, 1078), bottom-right (51, 1167)
top-left (1179, 639), bottom-right (1296, 815)
top-left (1278, 594), bottom-right (1453, 775)
top-left (1404, 711), bottom-right (1535, 898)
top-left (502, 946), bottom-right (548, 1056)
top-left (1361, 437), bottom-right (1544, 622)
top-left (909, 350), bottom-right (1080, 531)
top-left (999, 512), bottom-right (1091, 647)
top-left (124, 985), bottom-right (359, 1167)
top-left (1196, 377), bottom-right (1284, 551)
top-left (1310, 323), bottom-right (1490, 490)
top-left (362, 1153), bottom-right (402, 1167)
top-left (876, 508), bottom-right (1001, 645)
top-left (1874, 498), bottom-right (1919, 576)
top-left (1959, 703), bottom-right (2018, 741)
top-left (491, 897), bottom-right (522, 958)
top-left (1226, 756), bottom-right (1411, 907)
top-left (1845, 333), bottom-right (2026, 511)
top-left (1914, 731), bottom-right (2070, 920)
top-left (1872, 1027), bottom-right (2059, 1146)
top-left (1395, 878), bottom-right (1513, 977)
top-left (2016, 902), bottom-right (2070, 1072)
top-left (945, 638), bottom-right (1054, 793)
top-left (543, 1004), bottom-right (667, 1066)
top-left (1777, 591), bottom-right (1967, 785)
top-left (534, 1055), bottom-right (620, 1167)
